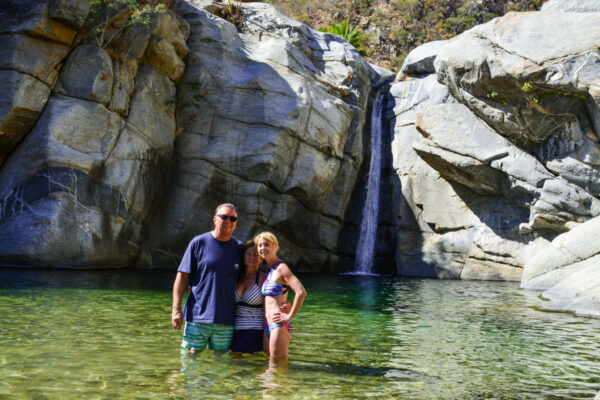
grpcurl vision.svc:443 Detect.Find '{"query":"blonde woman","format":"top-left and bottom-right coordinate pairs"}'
top-left (255, 232), bottom-right (306, 364)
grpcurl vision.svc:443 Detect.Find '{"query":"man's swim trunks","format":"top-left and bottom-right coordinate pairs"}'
top-left (181, 321), bottom-right (234, 351)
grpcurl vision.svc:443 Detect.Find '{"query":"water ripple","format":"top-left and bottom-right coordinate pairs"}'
top-left (1, 270), bottom-right (600, 399)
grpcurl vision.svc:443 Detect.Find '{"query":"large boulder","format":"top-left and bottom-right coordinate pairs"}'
top-left (389, 75), bottom-right (527, 280)
top-left (0, 3), bottom-right (188, 268)
top-left (400, 40), bottom-right (447, 76)
top-left (389, 8), bottom-right (600, 285)
top-left (55, 44), bottom-right (114, 105)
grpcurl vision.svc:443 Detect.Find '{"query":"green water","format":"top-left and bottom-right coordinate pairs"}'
top-left (1, 269), bottom-right (599, 399)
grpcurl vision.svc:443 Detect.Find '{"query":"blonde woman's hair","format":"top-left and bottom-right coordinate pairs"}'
top-left (254, 231), bottom-right (279, 249)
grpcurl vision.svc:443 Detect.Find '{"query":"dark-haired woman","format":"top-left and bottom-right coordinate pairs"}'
top-left (230, 240), bottom-right (267, 354)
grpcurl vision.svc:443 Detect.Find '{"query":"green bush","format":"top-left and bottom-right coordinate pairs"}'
top-left (319, 20), bottom-right (367, 56)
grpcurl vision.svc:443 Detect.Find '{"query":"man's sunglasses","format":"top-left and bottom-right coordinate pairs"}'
top-left (216, 214), bottom-right (238, 222)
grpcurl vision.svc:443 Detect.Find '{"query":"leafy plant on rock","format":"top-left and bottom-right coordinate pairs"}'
top-left (520, 80), bottom-right (587, 103)
top-left (319, 20), bottom-right (368, 56)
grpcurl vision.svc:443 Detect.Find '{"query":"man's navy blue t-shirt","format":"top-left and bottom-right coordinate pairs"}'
top-left (178, 232), bottom-right (244, 326)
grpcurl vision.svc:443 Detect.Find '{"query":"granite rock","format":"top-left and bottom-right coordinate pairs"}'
top-left (139, 1), bottom-right (376, 271)
top-left (0, 3), bottom-right (187, 268)
top-left (400, 40), bottom-right (447, 76)
top-left (389, 9), bottom-right (600, 285)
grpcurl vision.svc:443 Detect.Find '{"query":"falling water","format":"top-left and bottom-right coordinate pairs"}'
top-left (353, 91), bottom-right (385, 275)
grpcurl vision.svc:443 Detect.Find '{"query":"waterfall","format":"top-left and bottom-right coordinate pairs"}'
top-left (353, 91), bottom-right (385, 275)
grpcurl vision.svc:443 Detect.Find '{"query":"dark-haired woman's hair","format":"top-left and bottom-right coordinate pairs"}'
top-left (237, 240), bottom-right (255, 282)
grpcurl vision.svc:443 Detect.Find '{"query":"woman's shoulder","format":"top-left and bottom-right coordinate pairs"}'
top-left (276, 261), bottom-right (292, 272)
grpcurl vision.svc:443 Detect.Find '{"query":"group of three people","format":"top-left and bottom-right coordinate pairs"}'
top-left (171, 203), bottom-right (306, 363)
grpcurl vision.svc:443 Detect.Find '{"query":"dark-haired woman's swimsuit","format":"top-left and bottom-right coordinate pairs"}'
top-left (230, 272), bottom-right (265, 353)
top-left (262, 261), bottom-right (293, 337)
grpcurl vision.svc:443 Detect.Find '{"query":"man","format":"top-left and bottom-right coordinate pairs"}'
top-left (171, 203), bottom-right (244, 353)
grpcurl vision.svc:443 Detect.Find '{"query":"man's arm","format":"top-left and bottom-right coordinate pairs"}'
top-left (172, 271), bottom-right (189, 330)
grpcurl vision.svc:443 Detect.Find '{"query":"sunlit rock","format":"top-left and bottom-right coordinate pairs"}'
top-left (521, 215), bottom-right (600, 317)
top-left (390, 8), bottom-right (600, 289)
top-left (400, 40), bottom-right (447, 76)
top-left (139, 1), bottom-right (376, 270)
top-left (542, 0), bottom-right (600, 12)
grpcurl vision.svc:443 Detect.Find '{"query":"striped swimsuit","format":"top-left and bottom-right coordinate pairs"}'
top-left (230, 272), bottom-right (265, 353)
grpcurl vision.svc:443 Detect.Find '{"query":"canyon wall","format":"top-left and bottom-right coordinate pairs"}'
top-left (0, 0), bottom-right (389, 270)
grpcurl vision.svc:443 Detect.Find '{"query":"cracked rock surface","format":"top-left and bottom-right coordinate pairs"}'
top-left (0, 0), bottom-right (381, 270)
top-left (389, 4), bottom-right (600, 316)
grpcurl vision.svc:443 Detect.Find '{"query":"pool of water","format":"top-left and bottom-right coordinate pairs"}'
top-left (1, 268), bottom-right (599, 399)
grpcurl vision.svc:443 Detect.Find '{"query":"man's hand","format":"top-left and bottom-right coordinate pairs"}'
top-left (172, 310), bottom-right (183, 330)
top-left (172, 272), bottom-right (188, 330)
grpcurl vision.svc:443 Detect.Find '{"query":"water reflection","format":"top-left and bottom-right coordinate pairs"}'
top-left (0, 267), bottom-right (174, 290)
top-left (260, 362), bottom-right (293, 400)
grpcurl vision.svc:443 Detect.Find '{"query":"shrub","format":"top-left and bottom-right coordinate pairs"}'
top-left (319, 20), bottom-right (367, 55)
top-left (211, 1), bottom-right (244, 30)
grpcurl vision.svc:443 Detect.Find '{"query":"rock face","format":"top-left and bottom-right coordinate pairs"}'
top-left (0, 0), bottom-right (380, 269)
top-left (390, 7), bottom-right (600, 281)
top-left (0, 0), bottom-right (190, 267)
top-left (138, 1), bottom-right (378, 271)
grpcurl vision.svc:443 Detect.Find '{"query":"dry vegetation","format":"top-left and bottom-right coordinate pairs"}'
top-left (266, 0), bottom-right (547, 71)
